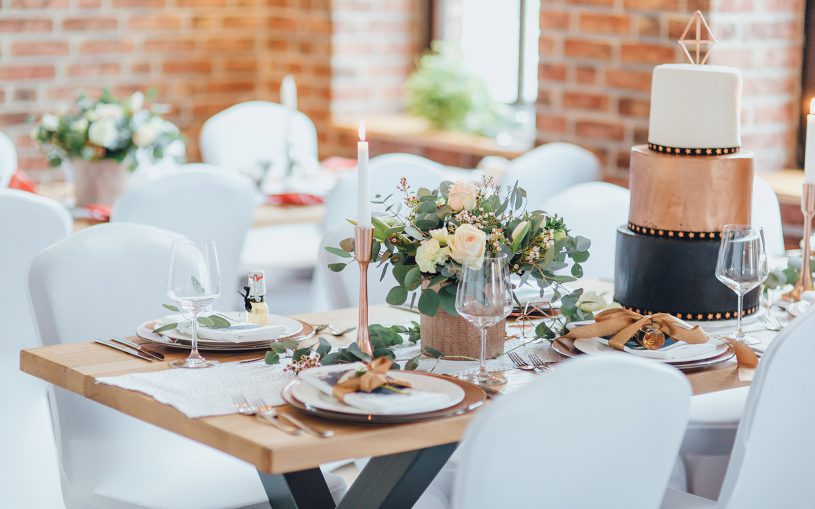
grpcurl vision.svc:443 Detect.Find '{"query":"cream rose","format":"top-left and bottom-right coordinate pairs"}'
top-left (415, 238), bottom-right (449, 274)
top-left (88, 118), bottom-right (119, 149)
top-left (447, 180), bottom-right (478, 211)
top-left (41, 114), bottom-right (59, 131)
top-left (448, 224), bottom-right (487, 270)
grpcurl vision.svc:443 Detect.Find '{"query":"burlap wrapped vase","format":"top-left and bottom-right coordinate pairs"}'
top-left (420, 308), bottom-right (506, 360)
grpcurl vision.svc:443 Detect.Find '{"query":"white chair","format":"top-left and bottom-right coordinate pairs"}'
top-left (663, 309), bottom-right (815, 508)
top-left (541, 182), bottom-right (630, 281)
top-left (752, 175), bottom-right (784, 258)
top-left (0, 189), bottom-right (70, 509)
top-left (110, 169), bottom-right (255, 309)
top-left (425, 355), bottom-right (691, 509)
top-left (499, 142), bottom-right (601, 211)
top-left (0, 130), bottom-right (17, 188)
top-left (199, 101), bottom-right (318, 175)
top-left (28, 223), bottom-right (345, 509)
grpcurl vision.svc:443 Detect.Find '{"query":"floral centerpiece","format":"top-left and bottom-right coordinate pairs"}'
top-left (328, 177), bottom-right (592, 359)
top-left (31, 90), bottom-right (183, 206)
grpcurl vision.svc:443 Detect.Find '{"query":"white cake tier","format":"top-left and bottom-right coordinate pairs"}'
top-left (648, 64), bottom-right (742, 150)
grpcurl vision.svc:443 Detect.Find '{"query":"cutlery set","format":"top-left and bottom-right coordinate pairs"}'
top-left (507, 351), bottom-right (554, 373)
top-left (94, 337), bottom-right (165, 362)
top-left (232, 394), bottom-right (334, 438)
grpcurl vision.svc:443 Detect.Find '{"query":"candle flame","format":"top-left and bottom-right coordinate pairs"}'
top-left (810, 98), bottom-right (814, 115)
top-left (359, 120), bottom-right (366, 141)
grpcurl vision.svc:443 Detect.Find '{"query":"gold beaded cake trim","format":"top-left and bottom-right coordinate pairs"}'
top-left (647, 143), bottom-right (740, 156)
top-left (628, 222), bottom-right (721, 240)
top-left (622, 305), bottom-right (759, 322)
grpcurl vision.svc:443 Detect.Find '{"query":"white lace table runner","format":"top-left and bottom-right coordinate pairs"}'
top-left (96, 361), bottom-right (295, 418)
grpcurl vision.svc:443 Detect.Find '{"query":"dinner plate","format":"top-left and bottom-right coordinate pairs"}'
top-left (154, 312), bottom-right (303, 343)
top-left (290, 370), bottom-right (465, 416)
top-left (136, 319), bottom-right (315, 351)
top-left (281, 374), bottom-right (485, 423)
top-left (573, 337), bottom-right (729, 363)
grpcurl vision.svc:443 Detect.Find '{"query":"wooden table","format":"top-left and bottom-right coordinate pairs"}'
top-left (19, 305), bottom-right (750, 508)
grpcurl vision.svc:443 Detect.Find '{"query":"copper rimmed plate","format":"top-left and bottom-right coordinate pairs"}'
top-left (280, 373), bottom-right (486, 423)
top-left (136, 319), bottom-right (316, 352)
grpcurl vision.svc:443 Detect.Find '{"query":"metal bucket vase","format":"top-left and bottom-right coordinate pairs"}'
top-left (420, 308), bottom-right (506, 360)
top-left (71, 159), bottom-right (126, 207)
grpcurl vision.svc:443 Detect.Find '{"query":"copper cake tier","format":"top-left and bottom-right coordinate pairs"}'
top-left (628, 145), bottom-right (753, 236)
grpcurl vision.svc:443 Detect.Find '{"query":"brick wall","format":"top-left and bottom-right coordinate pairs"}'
top-left (1, 0), bottom-right (334, 178)
top-left (537, 0), bottom-right (806, 178)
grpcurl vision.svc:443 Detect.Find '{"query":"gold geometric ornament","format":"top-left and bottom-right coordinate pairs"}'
top-left (678, 10), bottom-right (716, 65)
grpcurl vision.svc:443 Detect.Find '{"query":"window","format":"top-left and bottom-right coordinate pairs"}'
top-left (433, 0), bottom-right (541, 105)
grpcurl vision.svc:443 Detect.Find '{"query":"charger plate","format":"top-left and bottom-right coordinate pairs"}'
top-left (136, 319), bottom-right (316, 352)
top-left (281, 374), bottom-right (486, 424)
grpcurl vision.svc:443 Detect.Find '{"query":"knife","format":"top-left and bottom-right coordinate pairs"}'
top-left (109, 337), bottom-right (165, 361)
top-left (94, 339), bottom-right (155, 362)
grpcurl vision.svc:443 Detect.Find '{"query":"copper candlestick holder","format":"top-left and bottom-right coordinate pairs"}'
top-left (354, 226), bottom-right (374, 356)
top-left (783, 183), bottom-right (815, 301)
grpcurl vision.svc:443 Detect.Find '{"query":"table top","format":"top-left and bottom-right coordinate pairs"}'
top-left (19, 304), bottom-right (750, 475)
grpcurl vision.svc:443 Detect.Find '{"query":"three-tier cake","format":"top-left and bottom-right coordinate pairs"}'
top-left (613, 61), bottom-right (760, 320)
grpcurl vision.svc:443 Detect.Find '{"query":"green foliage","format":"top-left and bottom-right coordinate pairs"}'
top-left (405, 42), bottom-right (498, 134)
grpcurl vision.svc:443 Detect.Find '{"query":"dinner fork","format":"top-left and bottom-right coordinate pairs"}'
top-left (232, 394), bottom-right (256, 416)
top-left (507, 351), bottom-right (544, 373)
top-left (253, 398), bottom-right (301, 435)
top-left (530, 353), bottom-right (555, 371)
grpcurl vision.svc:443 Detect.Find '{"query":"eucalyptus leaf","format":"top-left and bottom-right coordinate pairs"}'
top-left (386, 286), bottom-right (409, 305)
top-left (264, 351), bottom-right (280, 365)
top-left (325, 246), bottom-right (352, 258)
top-left (292, 347), bottom-right (311, 361)
top-left (162, 303), bottom-right (179, 312)
top-left (328, 262), bottom-right (349, 272)
top-left (418, 288), bottom-right (440, 316)
top-left (197, 316), bottom-right (214, 327)
top-left (152, 322), bottom-right (178, 334)
top-left (207, 314), bottom-right (230, 328)
top-left (424, 346), bottom-right (443, 359)
top-left (270, 343), bottom-right (288, 354)
top-left (575, 236), bottom-right (591, 252)
top-left (316, 337), bottom-right (332, 357)
top-left (571, 263), bottom-right (584, 278)
top-left (190, 276), bottom-right (205, 295)
top-left (404, 355), bottom-right (420, 371)
top-left (404, 267), bottom-right (422, 289)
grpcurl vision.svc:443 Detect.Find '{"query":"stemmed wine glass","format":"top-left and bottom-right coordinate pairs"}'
top-left (715, 224), bottom-right (768, 346)
top-left (455, 254), bottom-right (513, 386)
top-left (167, 239), bottom-right (221, 369)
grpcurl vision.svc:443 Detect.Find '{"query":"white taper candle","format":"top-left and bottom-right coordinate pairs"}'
top-left (357, 120), bottom-right (371, 228)
top-left (805, 98), bottom-right (815, 184)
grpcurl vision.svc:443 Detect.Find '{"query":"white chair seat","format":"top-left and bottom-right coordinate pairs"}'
top-left (688, 386), bottom-right (749, 427)
top-left (240, 224), bottom-right (321, 272)
top-left (661, 488), bottom-right (716, 509)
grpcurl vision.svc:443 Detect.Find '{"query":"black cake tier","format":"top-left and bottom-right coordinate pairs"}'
top-left (614, 226), bottom-right (759, 321)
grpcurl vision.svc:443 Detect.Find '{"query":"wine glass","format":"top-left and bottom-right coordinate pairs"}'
top-left (715, 225), bottom-right (768, 345)
top-left (167, 239), bottom-right (221, 369)
top-left (455, 254), bottom-right (513, 386)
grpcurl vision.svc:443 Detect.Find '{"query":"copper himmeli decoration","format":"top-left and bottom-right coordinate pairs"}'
top-left (679, 10), bottom-right (717, 65)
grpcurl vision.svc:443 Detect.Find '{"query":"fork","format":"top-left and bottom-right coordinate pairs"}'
top-left (254, 398), bottom-right (303, 435)
top-left (327, 325), bottom-right (356, 336)
top-left (232, 394), bottom-right (257, 416)
top-left (507, 351), bottom-right (538, 373)
top-left (529, 353), bottom-right (554, 371)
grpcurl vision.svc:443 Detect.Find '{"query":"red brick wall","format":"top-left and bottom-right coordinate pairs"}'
top-left (1, 0), bottom-right (333, 178)
top-left (537, 0), bottom-right (806, 178)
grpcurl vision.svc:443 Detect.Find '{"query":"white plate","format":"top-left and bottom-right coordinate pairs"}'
top-left (136, 322), bottom-right (271, 351)
top-left (154, 312), bottom-right (302, 343)
top-left (290, 370), bottom-right (465, 416)
top-left (573, 337), bottom-right (729, 364)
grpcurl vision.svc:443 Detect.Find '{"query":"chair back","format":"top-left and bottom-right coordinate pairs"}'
top-left (716, 310), bottom-right (815, 508)
top-left (0, 131), bottom-right (17, 188)
top-left (323, 153), bottom-right (446, 232)
top-left (199, 101), bottom-right (318, 174)
top-left (751, 175), bottom-right (784, 258)
top-left (452, 354), bottom-right (691, 509)
top-left (542, 182), bottom-right (629, 280)
top-left (500, 142), bottom-right (601, 210)
top-left (0, 189), bottom-right (71, 352)
top-left (110, 169), bottom-right (255, 308)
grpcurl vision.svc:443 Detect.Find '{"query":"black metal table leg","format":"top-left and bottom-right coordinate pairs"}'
top-left (337, 442), bottom-right (458, 509)
top-left (258, 467), bottom-right (335, 509)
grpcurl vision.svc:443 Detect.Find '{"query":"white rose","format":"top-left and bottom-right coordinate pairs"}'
top-left (447, 180), bottom-right (478, 211)
top-left (448, 224), bottom-right (487, 270)
top-left (134, 122), bottom-right (159, 147)
top-left (129, 91), bottom-right (145, 112)
top-left (92, 103), bottom-right (124, 121)
top-left (415, 238), bottom-right (450, 274)
top-left (41, 114), bottom-right (60, 131)
top-left (429, 228), bottom-right (450, 245)
top-left (88, 118), bottom-right (119, 149)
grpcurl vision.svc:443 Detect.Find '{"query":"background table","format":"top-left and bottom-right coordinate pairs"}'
top-left (19, 305), bottom-right (750, 508)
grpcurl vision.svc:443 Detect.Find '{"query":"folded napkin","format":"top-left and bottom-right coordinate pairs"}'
top-left (589, 337), bottom-right (719, 361)
top-left (299, 361), bottom-right (451, 415)
top-left (161, 314), bottom-right (288, 343)
top-left (266, 193), bottom-right (324, 206)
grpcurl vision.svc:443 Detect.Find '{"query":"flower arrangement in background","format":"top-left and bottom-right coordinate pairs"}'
top-left (31, 90), bottom-right (184, 171)
top-left (405, 42), bottom-right (498, 135)
top-left (328, 176), bottom-right (593, 338)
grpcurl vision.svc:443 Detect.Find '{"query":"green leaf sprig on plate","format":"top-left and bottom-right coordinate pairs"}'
top-left (152, 304), bottom-right (234, 334)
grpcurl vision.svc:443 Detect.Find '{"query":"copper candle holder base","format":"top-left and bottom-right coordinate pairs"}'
top-left (354, 226), bottom-right (374, 356)
top-left (783, 183), bottom-right (815, 302)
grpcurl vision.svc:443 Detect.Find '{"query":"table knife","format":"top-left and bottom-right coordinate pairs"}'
top-left (109, 337), bottom-right (165, 361)
top-left (94, 339), bottom-right (155, 362)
